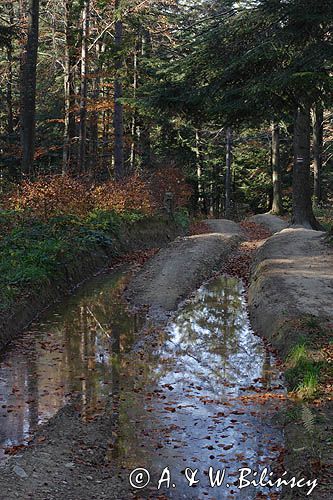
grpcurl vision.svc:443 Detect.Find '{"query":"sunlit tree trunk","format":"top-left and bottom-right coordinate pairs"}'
top-left (292, 105), bottom-right (320, 229)
top-left (195, 129), bottom-right (203, 212)
top-left (130, 40), bottom-right (138, 173)
top-left (225, 127), bottom-right (233, 217)
top-left (77, 0), bottom-right (90, 174)
top-left (63, 0), bottom-right (76, 174)
top-left (312, 104), bottom-right (323, 206)
top-left (113, 0), bottom-right (124, 180)
top-left (140, 29), bottom-right (152, 170)
top-left (270, 122), bottom-right (283, 215)
top-left (20, 0), bottom-right (40, 176)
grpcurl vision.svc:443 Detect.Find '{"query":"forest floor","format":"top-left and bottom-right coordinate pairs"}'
top-left (0, 215), bottom-right (331, 499)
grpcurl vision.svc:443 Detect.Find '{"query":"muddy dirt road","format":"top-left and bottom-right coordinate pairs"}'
top-left (1, 217), bottom-right (324, 500)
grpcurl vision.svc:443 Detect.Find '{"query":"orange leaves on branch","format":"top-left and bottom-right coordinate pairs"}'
top-left (92, 174), bottom-right (156, 215)
top-left (5, 175), bottom-right (94, 219)
top-left (3, 166), bottom-right (192, 220)
top-left (150, 166), bottom-right (193, 209)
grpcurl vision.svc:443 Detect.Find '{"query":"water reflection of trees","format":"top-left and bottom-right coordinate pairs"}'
top-left (158, 277), bottom-right (270, 395)
top-left (0, 270), bottom-right (142, 452)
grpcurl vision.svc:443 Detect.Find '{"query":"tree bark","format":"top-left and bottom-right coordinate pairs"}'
top-left (77, 0), bottom-right (90, 174)
top-left (195, 129), bottom-right (203, 212)
top-left (312, 104), bottom-right (323, 205)
top-left (140, 29), bottom-right (152, 170)
top-left (225, 127), bottom-right (233, 218)
top-left (270, 122), bottom-right (283, 214)
top-left (6, 2), bottom-right (14, 137)
top-left (89, 42), bottom-right (101, 176)
top-left (130, 41), bottom-right (138, 173)
top-left (292, 105), bottom-right (320, 229)
top-left (113, 0), bottom-right (124, 180)
top-left (20, 0), bottom-right (40, 176)
top-left (62, 0), bottom-right (76, 174)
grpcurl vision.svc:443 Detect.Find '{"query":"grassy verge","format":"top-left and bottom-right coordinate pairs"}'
top-left (313, 204), bottom-right (333, 238)
top-left (0, 208), bottom-right (189, 315)
top-left (282, 316), bottom-right (333, 402)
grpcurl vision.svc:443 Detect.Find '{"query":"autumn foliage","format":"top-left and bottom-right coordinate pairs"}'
top-left (3, 169), bottom-right (192, 220)
top-left (5, 175), bottom-right (93, 219)
top-left (150, 166), bottom-right (193, 209)
top-left (92, 174), bottom-right (156, 215)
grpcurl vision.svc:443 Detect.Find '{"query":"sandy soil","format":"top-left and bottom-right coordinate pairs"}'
top-left (249, 227), bottom-right (333, 355)
top-left (248, 226), bottom-right (333, 499)
top-left (248, 213), bottom-right (289, 234)
top-left (126, 219), bottom-right (244, 318)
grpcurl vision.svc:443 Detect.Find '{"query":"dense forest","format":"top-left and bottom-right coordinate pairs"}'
top-left (0, 2), bottom-right (333, 497)
top-left (0, 0), bottom-right (331, 224)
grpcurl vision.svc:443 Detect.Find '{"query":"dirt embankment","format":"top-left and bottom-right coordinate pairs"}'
top-left (0, 216), bottom-right (183, 352)
top-left (248, 218), bottom-right (333, 499)
top-left (126, 219), bottom-right (244, 318)
top-left (248, 226), bottom-right (333, 355)
top-left (248, 213), bottom-right (289, 234)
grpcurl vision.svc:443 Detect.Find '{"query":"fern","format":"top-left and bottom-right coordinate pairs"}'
top-left (301, 405), bottom-right (315, 434)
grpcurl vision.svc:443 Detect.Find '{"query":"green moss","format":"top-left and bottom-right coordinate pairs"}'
top-left (174, 208), bottom-right (190, 230)
top-left (0, 209), bottom-right (152, 312)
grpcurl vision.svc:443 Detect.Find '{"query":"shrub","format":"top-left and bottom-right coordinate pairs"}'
top-left (5, 175), bottom-right (94, 219)
top-left (92, 174), bottom-right (156, 215)
top-left (150, 166), bottom-right (193, 209)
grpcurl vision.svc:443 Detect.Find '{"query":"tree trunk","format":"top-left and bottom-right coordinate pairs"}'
top-left (77, 0), bottom-right (90, 174)
top-left (113, 0), bottom-right (124, 180)
top-left (140, 29), bottom-right (152, 170)
top-left (270, 122), bottom-right (283, 214)
top-left (312, 104), bottom-right (323, 206)
top-left (89, 42), bottom-right (101, 176)
top-left (20, 0), bottom-right (40, 176)
top-left (225, 127), bottom-right (233, 218)
top-left (292, 105), bottom-right (320, 229)
top-left (195, 129), bottom-right (203, 212)
top-left (6, 3), bottom-right (14, 137)
top-left (130, 42), bottom-right (138, 173)
top-left (62, 0), bottom-right (76, 174)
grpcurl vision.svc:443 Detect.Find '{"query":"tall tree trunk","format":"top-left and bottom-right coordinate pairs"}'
top-left (292, 105), bottom-right (320, 229)
top-left (113, 0), bottom-right (124, 180)
top-left (195, 129), bottom-right (203, 212)
top-left (89, 42), bottom-right (101, 176)
top-left (63, 0), bottom-right (76, 174)
top-left (129, 41), bottom-right (138, 173)
top-left (6, 2), bottom-right (14, 137)
top-left (225, 127), bottom-right (233, 218)
top-left (270, 122), bottom-right (283, 214)
top-left (77, 0), bottom-right (90, 174)
top-left (20, 0), bottom-right (40, 176)
top-left (312, 104), bottom-right (323, 206)
top-left (140, 29), bottom-right (152, 170)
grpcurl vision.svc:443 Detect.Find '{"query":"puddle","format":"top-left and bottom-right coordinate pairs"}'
top-left (0, 267), bottom-right (144, 459)
top-left (0, 270), bottom-right (286, 498)
top-left (107, 276), bottom-right (286, 498)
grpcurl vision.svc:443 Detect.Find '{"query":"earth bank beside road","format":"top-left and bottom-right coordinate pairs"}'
top-left (248, 216), bottom-right (333, 499)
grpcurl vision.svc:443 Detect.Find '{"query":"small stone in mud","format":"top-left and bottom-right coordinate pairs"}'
top-left (64, 462), bottom-right (75, 468)
top-left (13, 465), bottom-right (28, 479)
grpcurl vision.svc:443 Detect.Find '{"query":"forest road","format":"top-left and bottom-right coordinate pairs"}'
top-left (126, 219), bottom-right (244, 319)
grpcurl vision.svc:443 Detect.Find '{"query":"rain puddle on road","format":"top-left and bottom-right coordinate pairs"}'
top-left (0, 268), bottom-right (286, 499)
top-left (0, 267), bottom-right (144, 460)
top-left (108, 276), bottom-right (286, 499)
